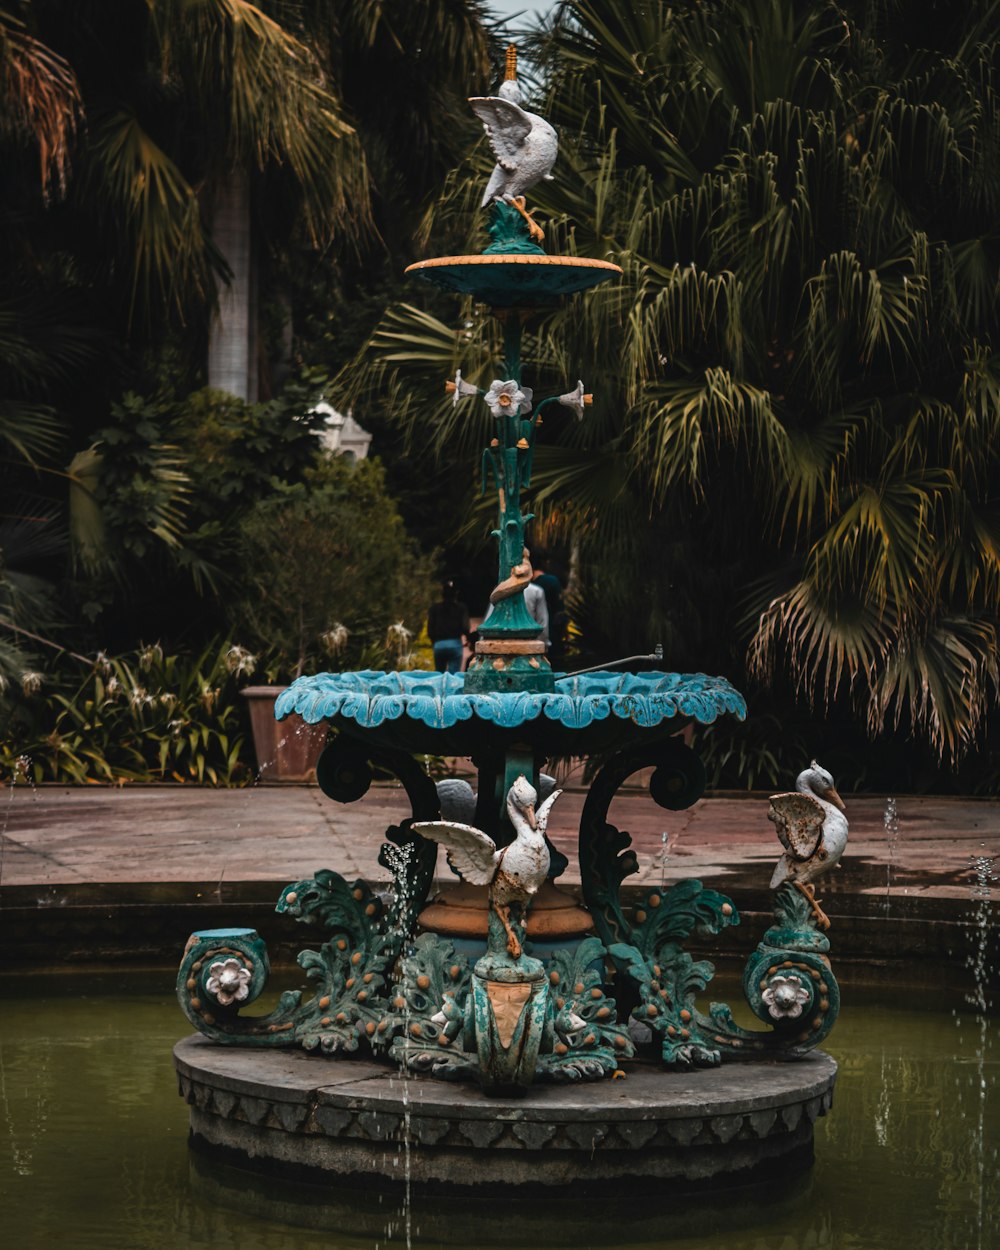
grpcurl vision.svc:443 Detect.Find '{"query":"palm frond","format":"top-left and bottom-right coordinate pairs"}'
top-left (156, 0), bottom-right (370, 242)
top-left (84, 107), bottom-right (210, 318)
top-left (0, 8), bottom-right (80, 194)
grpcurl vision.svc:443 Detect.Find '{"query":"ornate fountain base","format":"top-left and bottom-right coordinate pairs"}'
top-left (175, 1036), bottom-right (836, 1194)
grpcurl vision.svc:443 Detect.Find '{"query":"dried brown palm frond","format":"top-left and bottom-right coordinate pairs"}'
top-left (0, 7), bottom-right (80, 195)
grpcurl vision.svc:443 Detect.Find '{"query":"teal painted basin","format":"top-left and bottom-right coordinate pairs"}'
top-left (275, 669), bottom-right (746, 757)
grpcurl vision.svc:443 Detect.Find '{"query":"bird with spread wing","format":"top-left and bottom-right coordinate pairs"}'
top-left (768, 761), bottom-right (849, 930)
top-left (414, 774), bottom-right (561, 958)
top-left (469, 44), bottom-right (557, 243)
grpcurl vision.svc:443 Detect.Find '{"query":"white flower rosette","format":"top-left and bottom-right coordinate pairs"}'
top-left (761, 974), bottom-right (810, 1019)
top-left (205, 957), bottom-right (252, 1006)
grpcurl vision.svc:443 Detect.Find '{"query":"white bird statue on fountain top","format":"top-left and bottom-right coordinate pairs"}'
top-left (414, 774), bottom-right (561, 959)
top-left (768, 761), bottom-right (849, 931)
top-left (469, 44), bottom-right (558, 243)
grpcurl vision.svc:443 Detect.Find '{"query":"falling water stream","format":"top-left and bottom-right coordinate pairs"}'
top-left (966, 851), bottom-right (996, 1250)
top-left (883, 796), bottom-right (900, 914)
top-left (658, 829), bottom-right (670, 890)
top-left (0, 757), bottom-right (38, 895)
top-left (381, 837), bottom-right (417, 1250)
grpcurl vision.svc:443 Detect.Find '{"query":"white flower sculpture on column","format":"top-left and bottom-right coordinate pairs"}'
top-left (557, 380), bottom-right (593, 420)
top-left (484, 379), bottom-right (533, 416)
top-left (761, 974), bottom-right (810, 1019)
top-left (205, 957), bottom-right (252, 1006)
top-left (445, 369), bottom-right (479, 406)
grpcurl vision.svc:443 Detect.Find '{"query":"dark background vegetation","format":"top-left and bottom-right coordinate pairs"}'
top-left (2, 0), bottom-right (999, 792)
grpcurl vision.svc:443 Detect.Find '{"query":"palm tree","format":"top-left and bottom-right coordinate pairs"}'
top-left (0, 1), bottom-right (496, 686)
top-left (345, 0), bottom-right (1000, 769)
top-left (0, 0), bottom-right (372, 689)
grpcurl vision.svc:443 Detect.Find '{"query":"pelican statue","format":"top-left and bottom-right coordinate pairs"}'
top-left (768, 761), bottom-right (849, 930)
top-left (414, 775), bottom-right (561, 958)
top-left (469, 44), bottom-right (557, 243)
top-left (435, 772), bottom-right (559, 825)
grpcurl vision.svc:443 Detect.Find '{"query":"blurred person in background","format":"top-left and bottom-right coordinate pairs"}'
top-left (427, 580), bottom-right (470, 673)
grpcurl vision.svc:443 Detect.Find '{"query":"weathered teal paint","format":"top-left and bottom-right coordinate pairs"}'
top-left (483, 200), bottom-right (547, 255)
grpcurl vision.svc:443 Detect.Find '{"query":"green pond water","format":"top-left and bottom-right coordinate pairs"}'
top-left (0, 972), bottom-right (996, 1250)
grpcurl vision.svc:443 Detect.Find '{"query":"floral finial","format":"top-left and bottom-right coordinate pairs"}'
top-left (444, 369), bottom-right (479, 407)
top-left (761, 974), bottom-right (810, 1019)
top-left (205, 957), bottom-right (252, 1006)
top-left (484, 379), bottom-right (533, 417)
top-left (557, 380), bottom-right (593, 421)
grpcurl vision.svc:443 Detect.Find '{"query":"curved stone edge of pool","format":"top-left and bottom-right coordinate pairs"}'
top-left (175, 1035), bottom-right (836, 1195)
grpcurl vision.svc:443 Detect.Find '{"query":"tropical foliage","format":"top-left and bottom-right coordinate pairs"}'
top-left (0, 1), bottom-right (491, 746)
top-left (346, 0), bottom-right (1000, 777)
top-left (4, 0), bottom-right (999, 791)
top-left (2, 641), bottom-right (255, 785)
top-left (235, 458), bottom-right (433, 680)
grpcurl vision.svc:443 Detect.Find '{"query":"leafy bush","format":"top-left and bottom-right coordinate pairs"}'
top-left (1, 641), bottom-right (256, 785)
top-left (71, 372), bottom-right (333, 612)
top-left (235, 457), bottom-right (433, 679)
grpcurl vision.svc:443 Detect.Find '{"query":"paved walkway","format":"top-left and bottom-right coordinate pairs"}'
top-left (1, 781), bottom-right (995, 903)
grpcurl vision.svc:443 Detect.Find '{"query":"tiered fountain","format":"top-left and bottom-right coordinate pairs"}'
top-left (175, 48), bottom-right (840, 1206)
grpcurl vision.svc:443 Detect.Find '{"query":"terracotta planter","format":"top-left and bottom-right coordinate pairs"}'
top-left (241, 686), bottom-right (328, 782)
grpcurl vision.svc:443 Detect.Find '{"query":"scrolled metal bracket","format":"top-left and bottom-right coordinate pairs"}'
top-left (699, 883), bottom-right (841, 1057)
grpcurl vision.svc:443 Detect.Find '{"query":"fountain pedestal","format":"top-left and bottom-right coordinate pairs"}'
top-left (176, 1036), bottom-right (836, 1193)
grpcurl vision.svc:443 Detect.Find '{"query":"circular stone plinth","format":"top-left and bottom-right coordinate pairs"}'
top-left (175, 1037), bottom-right (836, 1197)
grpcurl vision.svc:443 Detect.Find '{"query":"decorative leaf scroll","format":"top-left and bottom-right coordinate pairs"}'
top-left (612, 938), bottom-right (729, 1068)
top-left (536, 937), bottom-right (634, 1081)
top-left (294, 927), bottom-right (398, 1055)
top-left (627, 879), bottom-right (739, 957)
top-left (607, 880), bottom-right (739, 1069)
top-left (276, 870), bottom-right (383, 949)
top-left (176, 737), bottom-right (441, 1053)
top-left (387, 934), bottom-right (477, 1080)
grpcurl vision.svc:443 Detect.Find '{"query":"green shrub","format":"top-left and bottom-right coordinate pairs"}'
top-left (1, 641), bottom-right (256, 786)
top-left (235, 457), bottom-right (433, 679)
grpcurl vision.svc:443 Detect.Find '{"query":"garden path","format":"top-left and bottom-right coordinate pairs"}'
top-left (1, 782), bottom-right (994, 902)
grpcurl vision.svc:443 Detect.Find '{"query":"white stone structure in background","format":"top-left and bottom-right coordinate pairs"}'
top-left (310, 401), bottom-right (373, 463)
top-left (208, 169), bottom-right (258, 403)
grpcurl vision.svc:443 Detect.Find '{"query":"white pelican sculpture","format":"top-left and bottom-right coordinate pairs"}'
top-left (768, 761), bottom-right (849, 930)
top-left (414, 774), bottom-right (561, 958)
top-left (469, 44), bottom-right (557, 243)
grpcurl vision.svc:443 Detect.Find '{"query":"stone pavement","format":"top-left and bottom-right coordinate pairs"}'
top-left (1, 780), bottom-right (995, 903)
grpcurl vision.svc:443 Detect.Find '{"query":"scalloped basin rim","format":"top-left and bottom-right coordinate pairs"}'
top-left (274, 670), bottom-right (747, 736)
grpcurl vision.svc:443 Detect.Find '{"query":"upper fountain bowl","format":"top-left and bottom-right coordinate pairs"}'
top-left (275, 669), bottom-right (746, 756)
top-left (404, 253), bottom-right (622, 308)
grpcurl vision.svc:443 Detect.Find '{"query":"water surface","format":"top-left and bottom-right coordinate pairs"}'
top-left (0, 973), bottom-right (995, 1249)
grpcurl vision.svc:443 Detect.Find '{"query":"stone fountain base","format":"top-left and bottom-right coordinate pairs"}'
top-left (175, 1036), bottom-right (836, 1195)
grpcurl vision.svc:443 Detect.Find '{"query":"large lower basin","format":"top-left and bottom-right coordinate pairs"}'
top-left (0, 972), bottom-right (995, 1249)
